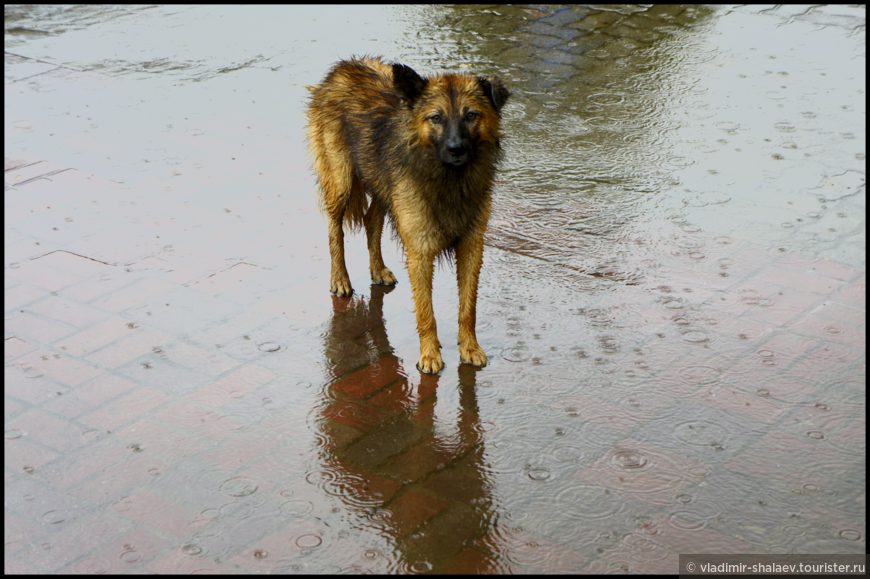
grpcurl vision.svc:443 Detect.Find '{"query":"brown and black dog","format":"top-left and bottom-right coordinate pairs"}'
top-left (306, 56), bottom-right (509, 374)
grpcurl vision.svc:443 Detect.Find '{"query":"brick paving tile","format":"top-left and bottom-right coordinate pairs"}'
top-left (41, 373), bottom-right (137, 419)
top-left (36, 437), bottom-right (130, 489)
top-left (76, 387), bottom-right (170, 434)
top-left (54, 315), bottom-right (145, 357)
top-left (5, 259), bottom-right (85, 293)
top-left (439, 546), bottom-right (503, 574)
top-left (84, 327), bottom-right (170, 369)
top-left (230, 518), bottom-right (327, 574)
top-left (634, 512), bottom-right (748, 554)
top-left (152, 399), bottom-right (247, 441)
top-left (600, 532), bottom-right (680, 574)
top-left (113, 417), bottom-right (210, 461)
top-left (574, 439), bottom-right (710, 506)
top-left (4, 437), bottom-right (60, 473)
top-left (17, 349), bottom-right (102, 387)
top-left (371, 489), bottom-right (449, 538)
top-left (72, 452), bottom-right (172, 506)
top-left (330, 355), bottom-right (405, 399)
top-left (25, 293), bottom-right (111, 329)
top-left (321, 397), bottom-right (392, 434)
top-left (111, 489), bottom-right (207, 538)
top-left (4, 336), bottom-right (39, 362)
top-left (34, 250), bottom-right (112, 277)
top-left (5, 310), bottom-right (78, 344)
top-left (148, 549), bottom-right (239, 574)
top-left (188, 365), bottom-right (277, 408)
top-left (6, 409), bottom-right (92, 453)
top-left (89, 277), bottom-right (178, 314)
top-left (4, 282), bottom-right (49, 311)
top-left (379, 436), bottom-right (474, 484)
top-left (163, 340), bottom-right (240, 376)
top-left (64, 527), bottom-right (171, 574)
top-left (200, 427), bottom-right (287, 472)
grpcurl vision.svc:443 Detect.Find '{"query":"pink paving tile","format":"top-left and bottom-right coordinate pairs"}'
top-left (380, 436), bottom-right (473, 484)
top-left (550, 393), bottom-right (643, 433)
top-left (4, 336), bottom-right (38, 362)
top-left (188, 365), bottom-right (277, 408)
top-left (113, 417), bottom-right (210, 461)
top-left (832, 275), bottom-right (865, 309)
top-left (752, 264), bottom-right (846, 296)
top-left (189, 262), bottom-right (266, 296)
top-left (6, 408), bottom-right (92, 452)
top-left (600, 532), bottom-right (679, 574)
top-left (162, 341), bottom-right (240, 376)
top-left (73, 451), bottom-right (172, 506)
top-left (41, 374), bottom-right (137, 419)
top-left (59, 269), bottom-right (143, 304)
top-left (200, 427), bottom-right (287, 471)
top-left (54, 315), bottom-right (145, 357)
top-left (79, 387), bottom-right (172, 433)
top-left (575, 439), bottom-right (710, 506)
top-left (148, 549), bottom-right (238, 574)
top-left (375, 489), bottom-right (449, 538)
top-left (17, 349), bottom-right (102, 387)
top-left (5, 259), bottom-right (84, 292)
top-left (689, 383), bottom-right (791, 423)
top-left (439, 547), bottom-right (503, 574)
top-left (4, 511), bottom-right (43, 556)
top-left (39, 438), bottom-right (130, 489)
top-left (4, 437), bottom-right (60, 473)
top-left (25, 294), bottom-right (110, 329)
top-left (4, 364), bottom-right (70, 405)
top-left (152, 399), bottom-right (246, 441)
top-left (89, 277), bottom-right (178, 313)
top-left (4, 282), bottom-right (49, 311)
top-left (152, 241), bottom-right (237, 272)
top-left (111, 489), bottom-right (207, 538)
top-left (85, 327), bottom-right (170, 369)
top-left (633, 512), bottom-right (748, 554)
top-left (33, 250), bottom-right (112, 277)
top-left (66, 527), bottom-right (170, 574)
top-left (230, 519), bottom-right (328, 573)
top-left (251, 286), bottom-right (331, 328)
top-left (776, 257), bottom-right (863, 283)
top-left (128, 254), bottom-right (209, 285)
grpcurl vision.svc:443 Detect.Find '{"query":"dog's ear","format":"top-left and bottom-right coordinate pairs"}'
top-left (392, 63), bottom-right (428, 104)
top-left (478, 76), bottom-right (510, 113)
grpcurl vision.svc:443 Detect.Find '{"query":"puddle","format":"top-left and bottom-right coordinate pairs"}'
top-left (4, 3), bottom-right (866, 575)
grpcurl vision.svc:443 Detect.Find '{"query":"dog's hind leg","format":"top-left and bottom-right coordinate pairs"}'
top-left (364, 200), bottom-right (397, 286)
top-left (319, 151), bottom-right (354, 297)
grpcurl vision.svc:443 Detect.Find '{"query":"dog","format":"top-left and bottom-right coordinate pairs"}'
top-left (306, 56), bottom-right (509, 374)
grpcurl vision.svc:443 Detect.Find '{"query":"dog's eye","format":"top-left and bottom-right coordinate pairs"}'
top-left (465, 111), bottom-right (478, 121)
top-left (430, 114), bottom-right (442, 123)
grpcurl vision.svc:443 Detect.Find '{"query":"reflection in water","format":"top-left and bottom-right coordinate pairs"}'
top-left (314, 285), bottom-right (495, 572)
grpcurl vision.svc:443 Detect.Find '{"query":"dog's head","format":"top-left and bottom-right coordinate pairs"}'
top-left (393, 63), bottom-right (510, 168)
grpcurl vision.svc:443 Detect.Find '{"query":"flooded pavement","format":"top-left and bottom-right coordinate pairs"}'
top-left (5, 4), bottom-right (865, 574)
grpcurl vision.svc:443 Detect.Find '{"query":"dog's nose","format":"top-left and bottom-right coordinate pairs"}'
top-left (448, 144), bottom-right (466, 158)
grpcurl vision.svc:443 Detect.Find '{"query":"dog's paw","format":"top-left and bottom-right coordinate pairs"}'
top-left (371, 267), bottom-right (397, 286)
top-left (416, 353), bottom-right (444, 374)
top-left (459, 344), bottom-right (487, 367)
top-left (330, 278), bottom-right (353, 297)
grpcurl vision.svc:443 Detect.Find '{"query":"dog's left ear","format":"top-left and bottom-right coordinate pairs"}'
top-left (392, 63), bottom-right (428, 105)
top-left (478, 76), bottom-right (510, 113)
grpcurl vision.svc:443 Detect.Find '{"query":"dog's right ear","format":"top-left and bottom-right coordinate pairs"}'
top-left (392, 63), bottom-right (428, 105)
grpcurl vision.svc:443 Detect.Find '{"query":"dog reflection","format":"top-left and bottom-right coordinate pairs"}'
top-left (315, 286), bottom-right (496, 571)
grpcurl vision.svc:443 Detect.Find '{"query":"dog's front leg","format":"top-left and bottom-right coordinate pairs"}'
top-left (456, 233), bottom-right (487, 367)
top-left (406, 248), bottom-right (443, 374)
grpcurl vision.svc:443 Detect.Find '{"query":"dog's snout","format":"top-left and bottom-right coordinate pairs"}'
top-left (448, 143), bottom-right (466, 158)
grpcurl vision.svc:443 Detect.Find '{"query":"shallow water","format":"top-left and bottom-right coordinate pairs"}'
top-left (5, 4), bottom-right (866, 574)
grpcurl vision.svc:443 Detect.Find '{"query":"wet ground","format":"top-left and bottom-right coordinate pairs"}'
top-left (4, 4), bottom-right (866, 574)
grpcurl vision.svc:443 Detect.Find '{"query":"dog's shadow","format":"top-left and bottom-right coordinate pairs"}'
top-left (314, 285), bottom-right (496, 570)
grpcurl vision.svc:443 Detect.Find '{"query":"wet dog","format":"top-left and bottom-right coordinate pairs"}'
top-left (306, 56), bottom-right (509, 373)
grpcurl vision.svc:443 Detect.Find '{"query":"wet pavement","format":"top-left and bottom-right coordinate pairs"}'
top-left (4, 4), bottom-right (866, 574)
